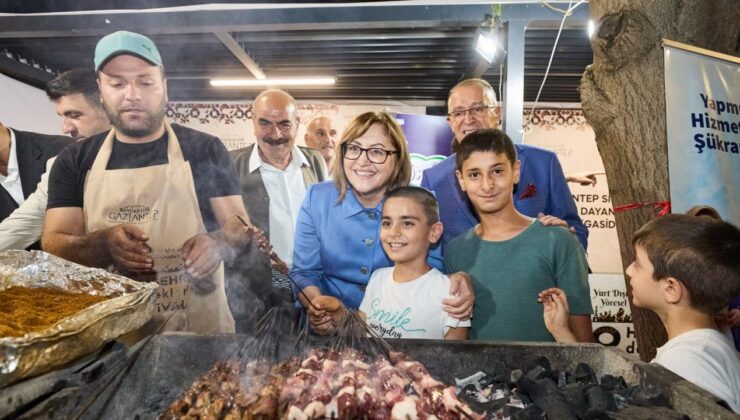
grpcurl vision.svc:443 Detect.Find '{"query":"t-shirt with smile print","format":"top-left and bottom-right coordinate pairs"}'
top-left (359, 266), bottom-right (469, 339)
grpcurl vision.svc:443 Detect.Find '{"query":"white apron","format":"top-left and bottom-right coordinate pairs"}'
top-left (83, 124), bottom-right (235, 334)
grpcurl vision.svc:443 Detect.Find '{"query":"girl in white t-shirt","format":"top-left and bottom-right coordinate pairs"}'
top-left (311, 186), bottom-right (469, 340)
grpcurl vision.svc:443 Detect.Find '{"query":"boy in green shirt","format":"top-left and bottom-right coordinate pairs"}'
top-left (444, 128), bottom-right (593, 342)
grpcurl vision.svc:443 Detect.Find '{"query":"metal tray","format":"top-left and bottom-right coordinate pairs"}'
top-left (0, 250), bottom-right (157, 388)
top-left (63, 333), bottom-right (736, 420)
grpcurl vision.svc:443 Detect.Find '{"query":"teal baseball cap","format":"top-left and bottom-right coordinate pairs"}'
top-left (94, 31), bottom-right (162, 71)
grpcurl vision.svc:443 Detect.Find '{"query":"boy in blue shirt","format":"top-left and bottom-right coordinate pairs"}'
top-left (311, 186), bottom-right (469, 340)
top-left (444, 128), bottom-right (593, 342)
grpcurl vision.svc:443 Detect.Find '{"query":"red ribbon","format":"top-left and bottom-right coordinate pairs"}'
top-left (613, 201), bottom-right (672, 217)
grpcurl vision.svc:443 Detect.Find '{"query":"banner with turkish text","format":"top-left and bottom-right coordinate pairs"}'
top-left (664, 41), bottom-right (740, 224)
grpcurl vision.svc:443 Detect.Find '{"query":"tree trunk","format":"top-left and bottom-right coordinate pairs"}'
top-left (580, 0), bottom-right (739, 361)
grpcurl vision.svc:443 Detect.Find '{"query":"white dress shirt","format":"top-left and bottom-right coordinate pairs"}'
top-left (248, 145), bottom-right (310, 267)
top-left (0, 128), bottom-right (25, 206)
top-left (0, 157), bottom-right (53, 251)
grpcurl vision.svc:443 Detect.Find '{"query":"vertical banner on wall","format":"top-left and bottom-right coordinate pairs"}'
top-left (522, 109), bottom-right (623, 274)
top-left (664, 40), bottom-right (740, 225)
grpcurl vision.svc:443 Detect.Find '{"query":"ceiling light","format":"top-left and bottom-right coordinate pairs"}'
top-left (588, 20), bottom-right (596, 38)
top-left (475, 31), bottom-right (499, 64)
top-left (210, 77), bottom-right (335, 87)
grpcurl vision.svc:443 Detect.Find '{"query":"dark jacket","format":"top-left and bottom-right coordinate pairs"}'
top-left (0, 129), bottom-right (72, 228)
top-left (226, 143), bottom-right (326, 332)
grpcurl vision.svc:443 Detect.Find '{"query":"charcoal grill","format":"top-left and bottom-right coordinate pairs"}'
top-left (4, 333), bottom-right (735, 420)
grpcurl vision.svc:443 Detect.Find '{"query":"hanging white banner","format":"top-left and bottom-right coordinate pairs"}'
top-left (664, 40), bottom-right (740, 225)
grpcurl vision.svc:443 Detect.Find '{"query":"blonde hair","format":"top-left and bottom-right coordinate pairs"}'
top-left (332, 111), bottom-right (411, 202)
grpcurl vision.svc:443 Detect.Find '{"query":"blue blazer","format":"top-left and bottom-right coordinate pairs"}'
top-left (421, 143), bottom-right (588, 250)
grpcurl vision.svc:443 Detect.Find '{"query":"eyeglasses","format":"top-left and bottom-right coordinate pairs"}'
top-left (447, 105), bottom-right (497, 121)
top-left (343, 144), bottom-right (399, 164)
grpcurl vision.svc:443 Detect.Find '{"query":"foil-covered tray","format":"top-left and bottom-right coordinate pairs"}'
top-left (0, 250), bottom-right (156, 388)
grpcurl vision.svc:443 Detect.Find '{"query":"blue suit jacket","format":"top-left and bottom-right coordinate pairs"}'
top-left (421, 143), bottom-right (588, 250)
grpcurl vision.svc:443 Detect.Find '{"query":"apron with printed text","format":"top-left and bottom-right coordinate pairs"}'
top-left (83, 124), bottom-right (235, 334)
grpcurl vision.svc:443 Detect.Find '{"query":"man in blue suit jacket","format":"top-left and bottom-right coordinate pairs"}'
top-left (421, 78), bottom-right (588, 250)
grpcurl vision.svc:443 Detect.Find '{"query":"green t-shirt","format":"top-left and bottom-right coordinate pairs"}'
top-left (444, 220), bottom-right (592, 342)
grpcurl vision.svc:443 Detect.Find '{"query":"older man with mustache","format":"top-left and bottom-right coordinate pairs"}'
top-left (228, 89), bottom-right (327, 331)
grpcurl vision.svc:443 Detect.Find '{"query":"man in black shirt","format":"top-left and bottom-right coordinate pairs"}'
top-left (43, 31), bottom-right (252, 334)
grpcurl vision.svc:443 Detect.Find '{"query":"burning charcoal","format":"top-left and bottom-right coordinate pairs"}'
top-left (561, 382), bottom-right (587, 417)
top-left (510, 388), bottom-right (533, 408)
top-left (620, 385), bottom-right (670, 408)
top-left (462, 383), bottom-right (478, 396)
top-left (525, 365), bottom-right (549, 381)
top-left (492, 361), bottom-right (511, 383)
top-left (574, 363), bottom-right (598, 386)
top-left (522, 356), bottom-right (552, 377)
top-left (511, 404), bottom-right (545, 420)
top-left (457, 389), bottom-right (509, 415)
top-left (557, 370), bottom-right (570, 388)
top-left (502, 404), bottom-right (524, 417)
top-left (510, 369), bottom-right (524, 384)
top-left (612, 392), bottom-right (630, 410)
top-left (457, 390), bottom-right (480, 406)
top-left (479, 373), bottom-right (496, 389)
top-left (455, 371), bottom-right (487, 390)
top-left (517, 377), bottom-right (576, 419)
top-left (492, 383), bottom-right (511, 399)
top-left (599, 374), bottom-right (627, 391)
top-left (586, 384), bottom-right (618, 415)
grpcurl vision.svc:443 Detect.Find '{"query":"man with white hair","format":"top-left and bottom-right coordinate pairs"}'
top-left (421, 78), bottom-right (588, 250)
top-left (304, 116), bottom-right (338, 172)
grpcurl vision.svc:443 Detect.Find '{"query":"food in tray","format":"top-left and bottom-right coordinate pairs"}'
top-left (160, 348), bottom-right (481, 419)
top-left (0, 286), bottom-right (109, 337)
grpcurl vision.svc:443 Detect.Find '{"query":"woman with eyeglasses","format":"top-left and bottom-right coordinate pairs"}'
top-left (290, 111), bottom-right (474, 334)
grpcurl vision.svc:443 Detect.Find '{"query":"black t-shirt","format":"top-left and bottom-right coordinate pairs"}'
top-left (47, 124), bottom-right (240, 231)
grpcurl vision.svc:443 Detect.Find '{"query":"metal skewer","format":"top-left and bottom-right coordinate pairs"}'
top-left (235, 215), bottom-right (320, 312)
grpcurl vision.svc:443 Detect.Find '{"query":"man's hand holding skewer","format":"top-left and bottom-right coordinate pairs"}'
top-left (182, 233), bottom-right (225, 279)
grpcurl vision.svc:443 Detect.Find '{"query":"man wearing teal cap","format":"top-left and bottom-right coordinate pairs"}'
top-left (43, 31), bottom-right (253, 335)
top-left (93, 30), bottom-right (163, 70)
